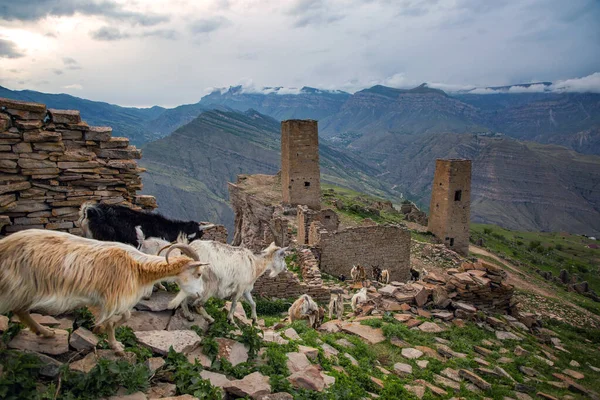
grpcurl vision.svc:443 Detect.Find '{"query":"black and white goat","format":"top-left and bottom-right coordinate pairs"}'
top-left (79, 202), bottom-right (213, 247)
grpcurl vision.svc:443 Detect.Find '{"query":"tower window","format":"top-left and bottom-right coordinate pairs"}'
top-left (449, 238), bottom-right (455, 246)
top-left (304, 181), bottom-right (310, 187)
top-left (454, 190), bottom-right (462, 201)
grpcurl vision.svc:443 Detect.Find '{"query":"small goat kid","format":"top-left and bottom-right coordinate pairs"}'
top-left (289, 294), bottom-right (320, 328)
top-left (0, 230), bottom-right (206, 355)
top-left (351, 287), bottom-right (369, 312)
top-left (350, 265), bottom-right (367, 283)
top-left (165, 241), bottom-right (288, 325)
top-left (327, 292), bottom-right (344, 320)
top-left (379, 269), bottom-right (390, 284)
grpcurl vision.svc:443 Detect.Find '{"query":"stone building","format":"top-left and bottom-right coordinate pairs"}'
top-left (428, 159), bottom-right (471, 256)
top-left (281, 120), bottom-right (321, 210)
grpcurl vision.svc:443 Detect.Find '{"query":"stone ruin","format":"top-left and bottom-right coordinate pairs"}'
top-left (229, 119), bottom-right (413, 299)
top-left (0, 97), bottom-right (227, 241)
top-left (0, 97), bottom-right (156, 236)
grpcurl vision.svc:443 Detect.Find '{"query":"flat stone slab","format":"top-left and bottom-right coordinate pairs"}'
top-left (216, 338), bottom-right (249, 366)
top-left (321, 343), bottom-right (339, 359)
top-left (135, 330), bottom-right (201, 356)
top-left (459, 369), bottom-right (491, 390)
top-left (135, 291), bottom-right (178, 312)
top-left (225, 371), bottom-right (271, 399)
top-left (402, 348), bottom-right (424, 359)
top-left (186, 347), bottom-right (212, 368)
top-left (393, 362), bottom-right (412, 377)
top-left (496, 330), bottom-right (522, 341)
top-left (262, 330), bottom-right (289, 345)
top-left (167, 309), bottom-right (209, 332)
top-left (418, 322), bottom-right (446, 333)
top-left (286, 352), bottom-right (311, 374)
top-left (9, 328), bottom-right (69, 355)
top-left (340, 322), bottom-right (385, 344)
top-left (288, 365), bottom-right (325, 392)
top-left (284, 328), bottom-right (300, 341)
top-left (69, 327), bottom-right (99, 352)
top-left (124, 310), bottom-right (172, 332)
top-left (70, 350), bottom-right (136, 373)
top-left (200, 370), bottom-right (231, 388)
top-left (12, 313), bottom-right (60, 327)
top-left (318, 320), bottom-right (341, 333)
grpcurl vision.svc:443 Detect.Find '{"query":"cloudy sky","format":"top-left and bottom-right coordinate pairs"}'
top-left (1, 0), bottom-right (599, 107)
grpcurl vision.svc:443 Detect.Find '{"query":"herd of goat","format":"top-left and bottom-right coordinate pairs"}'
top-left (0, 202), bottom-right (401, 355)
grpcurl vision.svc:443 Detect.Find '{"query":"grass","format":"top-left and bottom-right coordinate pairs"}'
top-left (471, 223), bottom-right (600, 297)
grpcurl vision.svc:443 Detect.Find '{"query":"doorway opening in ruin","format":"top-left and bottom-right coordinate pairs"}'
top-left (454, 190), bottom-right (462, 201)
top-left (449, 238), bottom-right (455, 246)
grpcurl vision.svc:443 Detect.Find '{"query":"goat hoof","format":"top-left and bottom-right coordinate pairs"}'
top-left (185, 315), bottom-right (195, 322)
top-left (38, 328), bottom-right (55, 338)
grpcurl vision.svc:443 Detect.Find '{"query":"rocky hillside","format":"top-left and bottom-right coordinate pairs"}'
top-left (139, 109), bottom-right (396, 233)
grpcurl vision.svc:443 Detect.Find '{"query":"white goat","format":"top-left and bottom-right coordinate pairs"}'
top-left (165, 241), bottom-right (288, 325)
top-left (380, 269), bottom-right (390, 284)
top-left (0, 229), bottom-right (207, 355)
top-left (289, 294), bottom-right (320, 327)
top-left (351, 287), bottom-right (369, 312)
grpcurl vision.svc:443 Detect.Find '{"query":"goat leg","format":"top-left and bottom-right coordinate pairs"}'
top-left (227, 294), bottom-right (241, 327)
top-left (243, 291), bottom-right (258, 324)
top-left (106, 320), bottom-right (125, 356)
top-left (15, 310), bottom-right (55, 337)
top-left (193, 302), bottom-right (215, 324)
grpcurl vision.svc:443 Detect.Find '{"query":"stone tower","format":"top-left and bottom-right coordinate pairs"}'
top-left (428, 159), bottom-right (471, 256)
top-left (281, 120), bottom-right (321, 210)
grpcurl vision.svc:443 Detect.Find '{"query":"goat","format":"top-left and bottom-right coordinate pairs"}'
top-left (289, 294), bottom-right (320, 328)
top-left (351, 287), bottom-right (368, 312)
top-left (350, 265), bottom-right (366, 283)
top-left (164, 241), bottom-right (288, 325)
top-left (372, 266), bottom-right (382, 282)
top-left (0, 229), bottom-right (206, 355)
top-left (379, 269), bottom-right (390, 284)
top-left (327, 292), bottom-right (344, 320)
top-left (409, 268), bottom-right (420, 281)
top-left (79, 202), bottom-right (213, 248)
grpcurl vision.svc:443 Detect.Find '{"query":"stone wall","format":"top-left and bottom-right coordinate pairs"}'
top-left (200, 224), bottom-right (228, 243)
top-left (252, 248), bottom-right (330, 302)
top-left (296, 205), bottom-right (339, 245)
top-left (310, 223), bottom-right (411, 282)
top-left (0, 98), bottom-right (155, 235)
top-left (428, 159), bottom-right (471, 256)
top-left (281, 120), bottom-right (321, 210)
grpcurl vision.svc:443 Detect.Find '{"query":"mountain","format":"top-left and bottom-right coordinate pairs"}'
top-left (139, 108), bottom-right (397, 233)
top-left (198, 86), bottom-right (351, 120)
top-left (334, 130), bottom-right (600, 235)
top-left (0, 85), bottom-right (165, 145)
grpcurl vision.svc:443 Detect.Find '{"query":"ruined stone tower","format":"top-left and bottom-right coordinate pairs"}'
top-left (281, 120), bottom-right (321, 210)
top-left (428, 159), bottom-right (471, 256)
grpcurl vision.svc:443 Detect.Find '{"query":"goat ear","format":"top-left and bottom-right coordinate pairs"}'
top-left (187, 262), bottom-right (208, 278)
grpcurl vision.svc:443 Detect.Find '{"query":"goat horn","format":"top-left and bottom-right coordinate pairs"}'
top-left (199, 224), bottom-right (215, 231)
top-left (165, 244), bottom-right (200, 264)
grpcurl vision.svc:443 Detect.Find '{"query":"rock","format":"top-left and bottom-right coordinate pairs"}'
top-left (414, 379), bottom-right (448, 396)
top-left (262, 330), bottom-right (288, 345)
top-left (224, 301), bottom-right (252, 325)
top-left (69, 327), bottom-right (99, 352)
top-left (186, 347), bottom-right (212, 368)
top-left (393, 313), bottom-right (413, 323)
top-left (298, 345), bottom-right (319, 360)
top-left (404, 385), bottom-right (426, 399)
top-left (418, 322), bottom-right (445, 333)
top-left (12, 313), bottom-right (60, 327)
top-left (496, 331), bottom-right (521, 341)
top-left (0, 315), bottom-right (8, 332)
top-left (402, 348), bottom-right (423, 359)
top-left (321, 343), bottom-right (339, 359)
top-left (288, 365), bottom-right (325, 392)
top-left (414, 287), bottom-right (430, 307)
top-left (459, 369), bottom-right (491, 390)
top-left (474, 357), bottom-right (490, 366)
top-left (474, 345), bottom-right (493, 357)
top-left (70, 350), bottom-right (136, 373)
top-left (494, 366), bottom-right (516, 382)
top-left (8, 328), bottom-right (69, 355)
top-left (497, 357), bottom-right (513, 364)
top-left (344, 353), bottom-right (359, 366)
top-left (453, 301), bottom-right (477, 313)
top-left (436, 344), bottom-right (467, 359)
top-left (225, 371), bottom-right (271, 399)
top-left (515, 393), bottom-right (533, 400)
top-left (256, 394), bottom-right (294, 400)
top-left (432, 311), bottom-right (454, 321)
top-left (370, 376), bottom-right (384, 389)
top-left (318, 320), bottom-right (341, 333)
top-left (216, 338), bottom-right (249, 366)
top-left (393, 362), bottom-right (412, 377)
top-left (108, 392), bottom-right (147, 400)
top-left (145, 357), bottom-right (165, 373)
top-left (535, 355), bottom-right (554, 366)
top-left (167, 309), bottom-right (209, 332)
top-left (569, 360), bottom-right (580, 367)
top-left (135, 291), bottom-right (178, 312)
top-left (433, 374), bottom-right (461, 390)
top-left (519, 366), bottom-right (540, 377)
top-left (147, 382), bottom-right (176, 399)
top-left (200, 370), bottom-right (231, 388)
top-left (441, 368), bottom-right (461, 382)
top-left (379, 285), bottom-right (399, 297)
top-left (340, 322), bottom-right (385, 344)
top-left (24, 351), bottom-right (62, 378)
top-left (124, 311), bottom-right (172, 332)
top-left (335, 338), bottom-right (355, 348)
top-left (536, 393), bottom-right (559, 400)
top-left (514, 345), bottom-right (530, 357)
top-left (286, 352), bottom-right (311, 374)
top-left (562, 369), bottom-right (585, 380)
top-left (284, 328), bottom-right (300, 341)
top-left (134, 330), bottom-right (201, 356)
top-left (416, 360), bottom-right (429, 369)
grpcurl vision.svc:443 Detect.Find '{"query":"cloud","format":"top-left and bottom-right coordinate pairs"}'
top-left (552, 73), bottom-right (600, 94)
top-left (140, 29), bottom-right (178, 40)
top-left (90, 27), bottom-right (130, 41)
top-left (189, 16), bottom-right (231, 34)
top-left (0, 0), bottom-right (169, 26)
top-left (62, 57), bottom-right (78, 65)
top-left (284, 0), bottom-right (346, 27)
top-left (53, 69), bottom-right (64, 75)
top-left (44, 32), bottom-right (58, 38)
top-left (0, 38), bottom-right (25, 59)
top-left (63, 84), bottom-right (83, 90)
